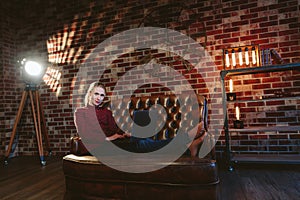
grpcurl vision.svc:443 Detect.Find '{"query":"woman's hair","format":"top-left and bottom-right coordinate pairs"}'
top-left (84, 81), bottom-right (106, 106)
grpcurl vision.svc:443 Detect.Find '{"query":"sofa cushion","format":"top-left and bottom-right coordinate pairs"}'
top-left (63, 154), bottom-right (220, 200)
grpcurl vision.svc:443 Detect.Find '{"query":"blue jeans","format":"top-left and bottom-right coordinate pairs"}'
top-left (112, 137), bottom-right (172, 153)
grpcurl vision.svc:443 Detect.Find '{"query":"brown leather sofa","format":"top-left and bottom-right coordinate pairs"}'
top-left (63, 94), bottom-right (220, 200)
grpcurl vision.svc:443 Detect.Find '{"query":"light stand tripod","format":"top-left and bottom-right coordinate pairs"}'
top-left (4, 84), bottom-right (51, 166)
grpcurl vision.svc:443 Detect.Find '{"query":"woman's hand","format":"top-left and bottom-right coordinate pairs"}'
top-left (123, 133), bottom-right (131, 138)
top-left (105, 133), bottom-right (130, 141)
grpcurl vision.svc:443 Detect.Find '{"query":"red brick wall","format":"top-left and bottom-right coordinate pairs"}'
top-left (1, 0), bottom-right (299, 157)
top-left (0, 1), bottom-right (21, 157)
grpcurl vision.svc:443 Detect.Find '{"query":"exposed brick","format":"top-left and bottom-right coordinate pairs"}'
top-left (266, 100), bottom-right (285, 106)
top-left (206, 19), bottom-right (222, 26)
top-left (250, 28), bottom-right (268, 35)
top-left (240, 140), bottom-right (258, 145)
top-left (290, 134), bottom-right (300, 139)
top-left (251, 38), bottom-right (270, 45)
top-left (250, 135), bottom-right (268, 140)
top-left (247, 102), bottom-right (265, 107)
top-left (250, 6), bottom-right (268, 13)
top-left (241, 35), bottom-right (258, 41)
top-left (231, 146), bottom-right (249, 152)
top-left (272, 82), bottom-right (292, 88)
top-left (269, 15), bottom-right (278, 21)
top-left (259, 32), bottom-right (278, 38)
top-left (289, 23), bottom-right (300, 29)
top-left (214, 33), bottom-right (231, 40)
top-left (268, 113), bottom-right (289, 121)
top-left (269, 2), bottom-right (288, 10)
top-left (257, 117), bottom-right (277, 123)
top-left (223, 37), bottom-right (239, 43)
top-left (269, 146), bottom-right (288, 151)
top-left (250, 16), bottom-right (268, 24)
top-left (280, 41), bottom-right (300, 47)
top-left (223, 27), bottom-right (240, 33)
top-left (278, 6), bottom-right (298, 13)
top-left (243, 79), bottom-right (261, 85)
top-left (232, 20), bottom-right (249, 27)
top-left (260, 21), bottom-right (278, 27)
top-left (262, 77), bottom-right (281, 83)
top-left (279, 29), bottom-right (299, 36)
top-left (278, 117), bottom-right (297, 123)
top-left (252, 83), bottom-right (271, 90)
top-left (269, 134), bottom-right (288, 139)
top-left (280, 17), bottom-right (298, 25)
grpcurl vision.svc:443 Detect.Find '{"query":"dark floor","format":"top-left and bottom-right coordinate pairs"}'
top-left (0, 156), bottom-right (65, 200)
top-left (218, 162), bottom-right (300, 200)
top-left (0, 156), bottom-right (300, 200)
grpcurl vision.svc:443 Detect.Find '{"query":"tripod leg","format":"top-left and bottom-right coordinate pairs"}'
top-left (35, 91), bottom-right (47, 165)
top-left (4, 91), bottom-right (28, 164)
top-left (36, 90), bottom-right (51, 156)
top-left (35, 91), bottom-right (46, 165)
top-left (29, 91), bottom-right (46, 166)
top-left (4, 91), bottom-right (27, 162)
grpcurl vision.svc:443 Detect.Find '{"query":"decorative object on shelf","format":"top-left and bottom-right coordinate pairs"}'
top-left (260, 48), bottom-right (285, 66)
top-left (233, 106), bottom-right (244, 129)
top-left (260, 48), bottom-right (272, 66)
top-left (270, 49), bottom-right (285, 64)
top-left (226, 79), bottom-right (236, 101)
top-left (222, 45), bottom-right (260, 69)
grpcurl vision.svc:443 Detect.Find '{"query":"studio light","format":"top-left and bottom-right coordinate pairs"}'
top-left (4, 58), bottom-right (51, 166)
top-left (20, 58), bottom-right (46, 86)
top-left (24, 61), bottom-right (42, 76)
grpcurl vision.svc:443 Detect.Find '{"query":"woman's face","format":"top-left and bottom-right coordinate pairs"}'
top-left (90, 86), bottom-right (106, 106)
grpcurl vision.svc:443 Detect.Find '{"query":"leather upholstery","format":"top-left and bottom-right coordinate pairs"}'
top-left (63, 154), bottom-right (220, 200)
top-left (110, 94), bottom-right (208, 140)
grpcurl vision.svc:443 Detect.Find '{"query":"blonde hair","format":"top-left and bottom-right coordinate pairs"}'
top-left (84, 82), bottom-right (106, 106)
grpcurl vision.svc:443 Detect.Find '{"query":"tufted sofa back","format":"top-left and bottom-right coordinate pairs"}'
top-left (108, 94), bottom-right (208, 140)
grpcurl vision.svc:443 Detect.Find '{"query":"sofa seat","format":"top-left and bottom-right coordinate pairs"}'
top-left (63, 154), bottom-right (220, 200)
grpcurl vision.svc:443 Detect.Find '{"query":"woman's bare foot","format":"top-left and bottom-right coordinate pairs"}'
top-left (188, 132), bottom-right (207, 157)
top-left (187, 122), bottom-right (207, 157)
top-left (187, 121), bottom-right (204, 139)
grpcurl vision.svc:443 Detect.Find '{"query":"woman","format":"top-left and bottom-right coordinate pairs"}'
top-left (75, 81), bottom-right (206, 157)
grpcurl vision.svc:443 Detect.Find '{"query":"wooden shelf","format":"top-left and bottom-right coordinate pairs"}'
top-left (226, 96), bottom-right (300, 103)
top-left (231, 154), bottom-right (300, 164)
top-left (221, 62), bottom-right (300, 78)
top-left (229, 125), bottom-right (300, 132)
